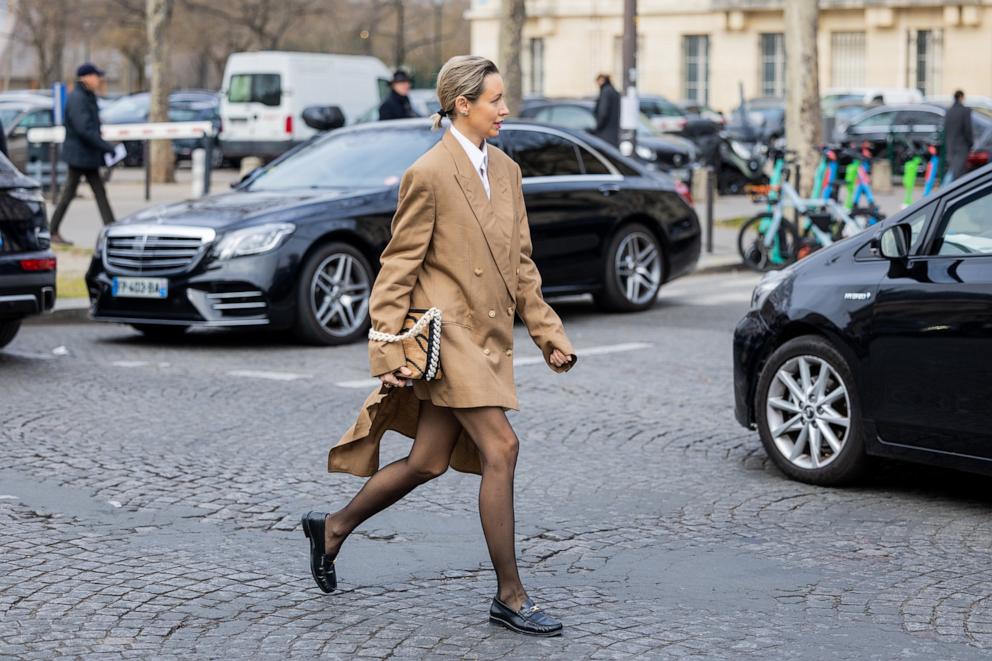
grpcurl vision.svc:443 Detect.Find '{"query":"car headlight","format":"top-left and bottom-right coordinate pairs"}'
top-left (9, 187), bottom-right (45, 203)
top-left (95, 227), bottom-right (109, 255)
top-left (635, 145), bottom-right (657, 161)
top-left (749, 269), bottom-right (791, 311)
top-left (213, 222), bottom-right (296, 260)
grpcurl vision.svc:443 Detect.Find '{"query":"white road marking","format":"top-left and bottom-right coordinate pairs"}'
top-left (0, 495), bottom-right (19, 500)
top-left (333, 342), bottom-right (652, 388)
top-left (108, 500), bottom-right (122, 508)
top-left (228, 370), bottom-right (313, 381)
top-left (1, 350), bottom-right (56, 360)
top-left (113, 360), bottom-right (149, 368)
top-left (52, 345), bottom-right (69, 355)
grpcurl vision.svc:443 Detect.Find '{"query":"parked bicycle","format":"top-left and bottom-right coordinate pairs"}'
top-left (738, 147), bottom-right (884, 272)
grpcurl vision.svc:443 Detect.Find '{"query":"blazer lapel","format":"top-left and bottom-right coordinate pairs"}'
top-left (442, 130), bottom-right (515, 302)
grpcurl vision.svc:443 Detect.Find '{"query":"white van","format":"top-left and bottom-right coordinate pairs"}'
top-left (219, 51), bottom-right (391, 161)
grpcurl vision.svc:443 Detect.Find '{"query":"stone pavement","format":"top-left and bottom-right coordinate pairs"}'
top-left (3, 272), bottom-right (992, 659)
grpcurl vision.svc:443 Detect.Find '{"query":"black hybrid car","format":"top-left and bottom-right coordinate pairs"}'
top-left (734, 164), bottom-right (992, 485)
top-left (86, 118), bottom-right (700, 344)
top-left (0, 153), bottom-right (55, 348)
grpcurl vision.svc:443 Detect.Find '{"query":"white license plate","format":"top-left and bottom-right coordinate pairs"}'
top-left (112, 277), bottom-right (168, 299)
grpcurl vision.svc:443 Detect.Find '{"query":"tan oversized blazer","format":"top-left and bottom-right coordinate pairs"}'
top-left (329, 129), bottom-right (576, 477)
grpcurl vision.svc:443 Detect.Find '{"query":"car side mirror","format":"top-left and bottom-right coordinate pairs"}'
top-left (875, 223), bottom-right (912, 259)
top-left (302, 105), bottom-right (345, 132)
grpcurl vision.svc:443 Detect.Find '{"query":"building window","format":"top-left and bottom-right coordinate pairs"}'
top-left (526, 37), bottom-right (544, 96)
top-left (682, 35), bottom-right (709, 105)
top-left (759, 33), bottom-right (785, 97)
top-left (830, 32), bottom-right (866, 88)
top-left (908, 29), bottom-right (942, 96)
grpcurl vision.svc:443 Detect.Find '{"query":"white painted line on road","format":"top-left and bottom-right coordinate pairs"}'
top-left (108, 500), bottom-right (122, 508)
top-left (334, 342), bottom-right (652, 387)
top-left (336, 378), bottom-right (380, 389)
top-left (0, 495), bottom-right (19, 500)
top-left (113, 360), bottom-right (149, 368)
top-left (513, 341), bottom-right (652, 366)
top-left (1, 350), bottom-right (56, 360)
top-left (228, 370), bottom-right (313, 381)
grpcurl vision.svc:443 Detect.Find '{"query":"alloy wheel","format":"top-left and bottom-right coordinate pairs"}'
top-left (614, 231), bottom-right (662, 305)
top-left (765, 355), bottom-right (851, 470)
top-left (309, 253), bottom-right (371, 337)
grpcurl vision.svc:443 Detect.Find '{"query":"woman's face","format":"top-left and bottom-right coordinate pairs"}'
top-left (458, 73), bottom-right (510, 140)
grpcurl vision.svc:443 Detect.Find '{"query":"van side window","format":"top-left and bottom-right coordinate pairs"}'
top-left (228, 74), bottom-right (282, 106)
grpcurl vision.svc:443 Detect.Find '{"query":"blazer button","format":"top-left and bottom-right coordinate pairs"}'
top-left (506, 306), bottom-right (513, 315)
top-left (474, 267), bottom-right (483, 276)
top-left (488, 309), bottom-right (496, 318)
top-left (505, 349), bottom-right (512, 357)
top-left (515, 267), bottom-right (519, 274)
top-left (483, 348), bottom-right (491, 356)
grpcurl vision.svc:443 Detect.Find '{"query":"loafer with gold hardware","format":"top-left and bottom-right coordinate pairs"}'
top-left (489, 596), bottom-right (563, 636)
top-left (301, 511), bottom-right (336, 593)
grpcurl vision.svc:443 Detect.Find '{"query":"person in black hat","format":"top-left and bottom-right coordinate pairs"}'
top-left (49, 63), bottom-right (119, 245)
top-left (378, 69), bottom-right (417, 121)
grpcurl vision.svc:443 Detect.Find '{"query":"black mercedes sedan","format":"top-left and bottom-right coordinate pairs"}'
top-left (0, 153), bottom-right (55, 349)
top-left (86, 118), bottom-right (700, 344)
top-left (734, 163), bottom-right (992, 485)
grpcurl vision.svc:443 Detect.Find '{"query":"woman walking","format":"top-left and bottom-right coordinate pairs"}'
top-left (302, 55), bottom-right (577, 637)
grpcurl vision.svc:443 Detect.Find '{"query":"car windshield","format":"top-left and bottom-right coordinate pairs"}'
top-left (102, 94), bottom-right (149, 122)
top-left (0, 107), bottom-right (22, 128)
top-left (247, 127), bottom-right (441, 191)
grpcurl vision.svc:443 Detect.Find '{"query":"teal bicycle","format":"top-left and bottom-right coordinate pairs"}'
top-left (738, 148), bottom-right (884, 272)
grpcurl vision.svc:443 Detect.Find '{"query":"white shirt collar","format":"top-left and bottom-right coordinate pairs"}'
top-left (449, 125), bottom-right (488, 174)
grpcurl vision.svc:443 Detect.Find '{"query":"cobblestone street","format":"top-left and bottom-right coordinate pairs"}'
top-left (3, 272), bottom-right (992, 659)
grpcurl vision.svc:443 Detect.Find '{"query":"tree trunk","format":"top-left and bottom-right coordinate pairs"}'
top-left (498, 0), bottom-right (525, 118)
top-left (784, 0), bottom-right (822, 196)
top-left (146, 0), bottom-right (175, 183)
top-left (392, 0), bottom-right (406, 68)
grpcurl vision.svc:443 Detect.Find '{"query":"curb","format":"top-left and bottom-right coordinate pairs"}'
top-left (24, 299), bottom-right (91, 325)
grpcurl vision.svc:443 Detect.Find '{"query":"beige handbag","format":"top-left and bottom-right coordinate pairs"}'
top-left (367, 307), bottom-right (443, 381)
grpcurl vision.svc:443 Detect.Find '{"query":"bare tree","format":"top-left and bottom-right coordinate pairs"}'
top-left (147, 0), bottom-right (175, 183)
top-left (784, 0), bottom-right (822, 196)
top-left (181, 0), bottom-right (327, 51)
top-left (13, 0), bottom-right (72, 86)
top-left (498, 0), bottom-right (525, 117)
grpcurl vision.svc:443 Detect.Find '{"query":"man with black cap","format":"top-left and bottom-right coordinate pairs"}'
top-left (49, 63), bottom-right (120, 245)
top-left (378, 70), bottom-right (417, 121)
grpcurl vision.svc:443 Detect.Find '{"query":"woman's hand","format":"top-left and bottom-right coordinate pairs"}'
top-left (549, 348), bottom-right (574, 369)
top-left (380, 365), bottom-right (414, 389)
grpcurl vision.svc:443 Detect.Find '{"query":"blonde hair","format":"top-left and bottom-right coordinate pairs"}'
top-left (431, 55), bottom-right (499, 130)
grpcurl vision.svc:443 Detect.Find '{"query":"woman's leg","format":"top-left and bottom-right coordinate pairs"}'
top-left (450, 407), bottom-right (527, 611)
top-left (324, 398), bottom-right (462, 557)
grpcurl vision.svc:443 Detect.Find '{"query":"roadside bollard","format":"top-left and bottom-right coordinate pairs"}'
top-left (191, 148), bottom-right (206, 198)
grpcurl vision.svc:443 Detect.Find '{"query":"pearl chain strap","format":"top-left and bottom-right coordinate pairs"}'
top-left (367, 307), bottom-right (442, 342)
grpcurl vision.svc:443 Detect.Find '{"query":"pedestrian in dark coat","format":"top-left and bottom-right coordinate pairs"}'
top-left (944, 89), bottom-right (974, 185)
top-left (593, 73), bottom-right (621, 147)
top-left (378, 70), bottom-right (417, 121)
top-left (49, 63), bottom-right (118, 245)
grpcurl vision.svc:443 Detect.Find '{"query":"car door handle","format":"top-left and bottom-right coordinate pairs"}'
top-left (598, 184), bottom-right (621, 196)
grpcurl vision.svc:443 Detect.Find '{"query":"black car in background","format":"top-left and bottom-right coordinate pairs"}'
top-left (835, 103), bottom-right (992, 172)
top-left (100, 90), bottom-right (224, 167)
top-left (85, 119), bottom-right (700, 344)
top-left (518, 99), bottom-right (698, 183)
top-left (734, 164), bottom-right (992, 485)
top-left (0, 153), bottom-right (55, 348)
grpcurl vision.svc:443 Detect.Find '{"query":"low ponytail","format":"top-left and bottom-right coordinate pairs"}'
top-left (432, 55), bottom-right (498, 131)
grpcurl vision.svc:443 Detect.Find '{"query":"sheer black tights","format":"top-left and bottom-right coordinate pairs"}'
top-left (324, 399), bottom-right (527, 609)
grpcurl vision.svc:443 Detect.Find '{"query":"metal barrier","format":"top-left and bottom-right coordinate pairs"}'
top-left (26, 121), bottom-right (217, 202)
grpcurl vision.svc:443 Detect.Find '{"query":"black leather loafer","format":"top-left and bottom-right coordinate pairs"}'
top-left (489, 596), bottom-right (563, 636)
top-left (301, 511), bottom-right (336, 593)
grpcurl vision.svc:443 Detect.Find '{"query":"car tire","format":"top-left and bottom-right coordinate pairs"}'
top-left (131, 324), bottom-right (189, 340)
top-left (0, 319), bottom-right (22, 348)
top-left (593, 222), bottom-right (664, 313)
top-left (755, 335), bottom-right (866, 486)
top-left (294, 242), bottom-right (373, 346)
